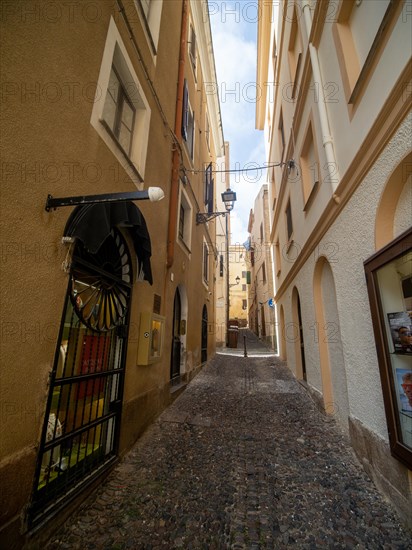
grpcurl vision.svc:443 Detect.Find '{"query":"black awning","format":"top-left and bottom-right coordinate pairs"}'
top-left (64, 201), bottom-right (153, 284)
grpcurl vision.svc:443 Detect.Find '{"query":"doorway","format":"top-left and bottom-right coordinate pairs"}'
top-left (201, 305), bottom-right (208, 363)
top-left (297, 293), bottom-right (307, 381)
top-left (170, 288), bottom-right (181, 380)
top-left (30, 229), bottom-right (132, 524)
top-left (292, 287), bottom-right (307, 381)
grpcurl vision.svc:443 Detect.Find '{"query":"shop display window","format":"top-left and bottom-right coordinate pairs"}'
top-left (364, 228), bottom-right (412, 468)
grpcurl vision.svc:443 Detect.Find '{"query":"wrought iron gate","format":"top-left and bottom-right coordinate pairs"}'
top-left (29, 229), bottom-right (132, 525)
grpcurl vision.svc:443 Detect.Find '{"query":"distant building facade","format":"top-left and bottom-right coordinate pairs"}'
top-left (247, 185), bottom-right (277, 350)
top-left (256, 0), bottom-right (411, 525)
top-left (228, 244), bottom-right (249, 326)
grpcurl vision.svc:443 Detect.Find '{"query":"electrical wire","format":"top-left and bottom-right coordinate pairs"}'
top-left (188, 162), bottom-right (286, 175)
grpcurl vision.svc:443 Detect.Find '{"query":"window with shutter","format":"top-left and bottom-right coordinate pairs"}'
top-left (189, 25), bottom-right (197, 72)
top-left (203, 242), bottom-right (209, 284)
top-left (181, 79), bottom-right (189, 140)
top-left (204, 163), bottom-right (214, 214)
top-left (102, 67), bottom-right (136, 156)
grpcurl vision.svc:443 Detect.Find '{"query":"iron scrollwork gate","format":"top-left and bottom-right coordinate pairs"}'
top-left (30, 229), bottom-right (132, 524)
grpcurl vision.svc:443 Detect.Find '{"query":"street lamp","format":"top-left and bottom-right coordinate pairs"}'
top-left (229, 276), bottom-right (240, 287)
top-left (195, 188), bottom-right (237, 224)
top-left (195, 188), bottom-right (237, 346)
top-left (222, 189), bottom-right (236, 346)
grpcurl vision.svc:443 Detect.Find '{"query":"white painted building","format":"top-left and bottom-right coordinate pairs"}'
top-left (256, 0), bottom-right (412, 526)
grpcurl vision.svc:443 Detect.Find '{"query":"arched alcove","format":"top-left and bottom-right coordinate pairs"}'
top-left (291, 287), bottom-right (306, 380)
top-left (375, 152), bottom-right (412, 250)
top-left (313, 257), bottom-right (349, 425)
top-left (279, 304), bottom-right (287, 361)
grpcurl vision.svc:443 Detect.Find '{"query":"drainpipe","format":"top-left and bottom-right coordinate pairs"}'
top-left (167, 0), bottom-right (188, 268)
top-left (301, 1), bottom-right (340, 194)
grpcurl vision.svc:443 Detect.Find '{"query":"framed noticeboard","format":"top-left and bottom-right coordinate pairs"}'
top-left (364, 227), bottom-right (412, 468)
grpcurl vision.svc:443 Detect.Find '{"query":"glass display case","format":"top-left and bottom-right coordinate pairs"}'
top-left (364, 228), bottom-right (412, 468)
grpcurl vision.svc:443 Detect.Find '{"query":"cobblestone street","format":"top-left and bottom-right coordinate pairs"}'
top-left (45, 332), bottom-right (411, 549)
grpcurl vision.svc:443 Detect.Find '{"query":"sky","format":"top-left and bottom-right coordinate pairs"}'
top-left (208, 0), bottom-right (267, 245)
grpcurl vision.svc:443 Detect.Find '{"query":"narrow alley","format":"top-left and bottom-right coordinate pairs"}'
top-left (45, 331), bottom-right (411, 549)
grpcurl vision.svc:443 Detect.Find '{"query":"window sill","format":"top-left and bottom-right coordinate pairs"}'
top-left (99, 119), bottom-right (143, 184)
top-left (134, 2), bottom-right (157, 57)
top-left (303, 180), bottom-right (319, 212)
top-left (285, 238), bottom-right (294, 254)
top-left (177, 237), bottom-right (192, 257)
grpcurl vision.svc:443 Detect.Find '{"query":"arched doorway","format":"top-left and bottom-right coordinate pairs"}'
top-left (279, 304), bottom-right (287, 361)
top-left (201, 305), bottom-right (208, 363)
top-left (170, 288), bottom-right (182, 380)
top-left (30, 229), bottom-right (133, 523)
top-left (292, 287), bottom-right (306, 380)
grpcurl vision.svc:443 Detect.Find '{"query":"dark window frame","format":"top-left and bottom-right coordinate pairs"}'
top-left (104, 67), bottom-right (136, 157)
top-left (285, 198), bottom-right (293, 241)
top-left (364, 227), bottom-right (412, 469)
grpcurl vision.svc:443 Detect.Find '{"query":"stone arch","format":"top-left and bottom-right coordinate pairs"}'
top-left (279, 304), bottom-right (287, 361)
top-left (375, 151), bottom-right (412, 250)
top-left (291, 287), bottom-right (306, 380)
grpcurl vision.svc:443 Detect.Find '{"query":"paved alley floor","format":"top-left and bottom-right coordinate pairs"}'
top-left (46, 340), bottom-right (411, 549)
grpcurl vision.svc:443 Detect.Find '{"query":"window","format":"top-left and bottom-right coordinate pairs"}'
top-left (300, 118), bottom-right (320, 208)
top-left (204, 163), bottom-right (214, 214)
top-left (272, 40), bottom-right (277, 75)
top-left (242, 284), bottom-right (247, 292)
top-left (260, 223), bottom-right (264, 244)
top-left (333, 0), bottom-right (398, 105)
top-left (242, 299), bottom-right (247, 310)
top-left (179, 204), bottom-right (185, 239)
top-left (102, 68), bottom-right (135, 156)
top-left (135, 0), bottom-right (164, 53)
top-left (242, 271), bottom-right (246, 278)
top-left (90, 18), bottom-right (151, 181)
top-left (219, 255), bottom-right (224, 277)
top-left (262, 262), bottom-right (266, 283)
top-left (278, 108), bottom-right (285, 162)
top-left (203, 242), bottom-right (209, 284)
top-left (177, 182), bottom-right (192, 252)
top-left (285, 199), bottom-right (293, 241)
top-left (288, 7), bottom-right (302, 99)
top-left (205, 113), bottom-right (210, 151)
top-left (270, 167), bottom-right (277, 210)
top-left (188, 23), bottom-right (197, 74)
top-left (275, 240), bottom-right (281, 276)
top-left (182, 79), bottom-right (195, 160)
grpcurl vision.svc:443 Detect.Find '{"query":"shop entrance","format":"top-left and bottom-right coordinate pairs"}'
top-left (29, 229), bottom-right (132, 525)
